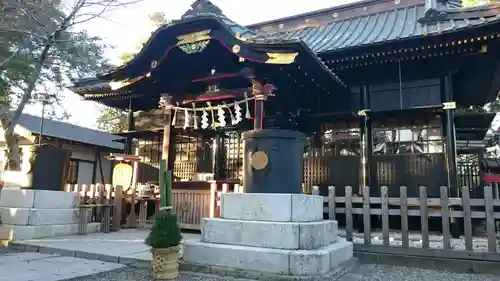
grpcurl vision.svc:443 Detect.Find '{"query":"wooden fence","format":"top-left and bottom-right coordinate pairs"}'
top-left (66, 181), bottom-right (243, 232)
top-left (164, 182), bottom-right (242, 230)
top-left (65, 184), bottom-right (122, 234)
top-left (312, 185), bottom-right (500, 262)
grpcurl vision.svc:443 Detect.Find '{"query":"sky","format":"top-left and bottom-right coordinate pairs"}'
top-left (24, 0), bottom-right (360, 129)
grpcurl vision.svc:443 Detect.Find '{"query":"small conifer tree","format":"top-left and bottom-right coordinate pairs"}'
top-left (145, 210), bottom-right (182, 249)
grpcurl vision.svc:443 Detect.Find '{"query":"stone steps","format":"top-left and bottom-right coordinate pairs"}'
top-left (183, 193), bottom-right (355, 279)
top-left (201, 218), bottom-right (338, 250)
top-left (0, 223), bottom-right (101, 241)
top-left (183, 238), bottom-right (353, 276)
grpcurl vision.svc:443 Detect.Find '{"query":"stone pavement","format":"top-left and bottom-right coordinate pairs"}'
top-left (0, 251), bottom-right (124, 281)
top-left (8, 230), bottom-right (200, 267)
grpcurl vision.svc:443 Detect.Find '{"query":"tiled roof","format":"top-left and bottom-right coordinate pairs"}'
top-left (17, 114), bottom-right (124, 150)
top-left (70, 0), bottom-right (500, 96)
top-left (259, 4), bottom-right (500, 54)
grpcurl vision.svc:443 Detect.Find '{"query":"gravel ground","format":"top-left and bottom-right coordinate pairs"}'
top-left (339, 230), bottom-right (500, 252)
top-left (60, 264), bottom-right (500, 281)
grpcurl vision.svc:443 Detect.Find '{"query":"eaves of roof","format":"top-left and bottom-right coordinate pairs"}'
top-left (256, 3), bottom-right (500, 55)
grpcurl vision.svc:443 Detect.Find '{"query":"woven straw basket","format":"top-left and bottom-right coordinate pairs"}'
top-left (151, 245), bottom-right (181, 280)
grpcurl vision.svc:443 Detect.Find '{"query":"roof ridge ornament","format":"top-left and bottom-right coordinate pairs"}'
top-left (418, 0), bottom-right (450, 24)
top-left (181, 0), bottom-right (226, 20)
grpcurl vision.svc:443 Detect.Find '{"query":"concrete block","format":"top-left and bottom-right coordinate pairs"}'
top-left (299, 221), bottom-right (338, 250)
top-left (329, 239), bottom-right (353, 268)
top-left (201, 218), bottom-right (338, 250)
top-left (0, 207), bottom-right (31, 225)
top-left (182, 240), bottom-right (290, 274)
top-left (0, 225), bottom-right (13, 241)
top-left (289, 247), bottom-right (330, 276)
top-left (289, 239), bottom-right (353, 276)
top-left (0, 207), bottom-right (78, 226)
top-left (291, 194), bottom-right (324, 222)
top-left (33, 190), bottom-right (79, 209)
top-left (221, 193), bottom-right (323, 222)
top-left (0, 189), bottom-right (35, 208)
top-left (3, 222), bottom-right (101, 241)
top-left (201, 218), bottom-right (299, 249)
top-left (28, 208), bottom-right (78, 225)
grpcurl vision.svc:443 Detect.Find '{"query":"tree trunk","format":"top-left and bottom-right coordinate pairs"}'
top-left (4, 133), bottom-right (21, 171)
top-left (0, 113), bottom-right (21, 171)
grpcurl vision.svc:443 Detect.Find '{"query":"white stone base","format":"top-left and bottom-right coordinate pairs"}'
top-left (0, 223), bottom-right (101, 241)
top-left (0, 207), bottom-right (78, 226)
top-left (0, 189), bottom-right (78, 209)
top-left (183, 238), bottom-right (353, 276)
top-left (201, 218), bottom-right (338, 250)
top-left (221, 193), bottom-right (323, 222)
top-left (0, 189), bottom-right (87, 242)
top-left (183, 193), bottom-right (354, 279)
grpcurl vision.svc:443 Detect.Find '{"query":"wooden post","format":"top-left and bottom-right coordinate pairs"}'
top-left (312, 186), bottom-right (319, 195)
top-left (160, 108), bottom-right (173, 212)
top-left (252, 80), bottom-right (271, 130)
top-left (362, 186), bottom-right (371, 245)
top-left (328, 186), bottom-right (335, 220)
top-left (345, 186), bottom-right (353, 242)
top-left (111, 185), bottom-right (123, 231)
top-left (78, 205), bottom-right (89, 235)
top-left (440, 186), bottom-right (451, 250)
top-left (209, 182), bottom-right (217, 218)
top-left (381, 186), bottom-right (389, 246)
top-left (461, 186), bottom-right (473, 251)
top-left (102, 184), bottom-right (112, 233)
top-left (165, 170), bottom-right (173, 208)
top-left (138, 199), bottom-right (147, 229)
top-left (400, 186), bottom-right (409, 248)
top-left (419, 186), bottom-right (429, 249)
top-left (126, 144), bottom-right (140, 228)
top-left (484, 186), bottom-right (497, 252)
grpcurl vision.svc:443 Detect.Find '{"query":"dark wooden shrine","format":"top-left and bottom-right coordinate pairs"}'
top-left (71, 0), bottom-right (500, 201)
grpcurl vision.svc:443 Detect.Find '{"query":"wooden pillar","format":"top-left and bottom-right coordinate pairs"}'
top-left (252, 80), bottom-right (270, 130)
top-left (359, 84), bottom-right (372, 192)
top-left (213, 132), bottom-right (224, 180)
top-left (126, 110), bottom-right (134, 154)
top-left (162, 111), bottom-right (172, 163)
top-left (441, 74), bottom-right (459, 238)
top-left (441, 74), bottom-right (458, 195)
top-left (160, 105), bottom-right (173, 211)
top-left (126, 142), bottom-right (139, 228)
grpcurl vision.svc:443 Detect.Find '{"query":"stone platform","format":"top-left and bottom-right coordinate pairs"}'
top-left (0, 189), bottom-right (100, 242)
top-left (182, 193), bottom-right (354, 280)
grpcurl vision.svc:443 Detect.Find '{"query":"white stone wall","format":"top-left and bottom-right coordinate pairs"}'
top-left (0, 189), bottom-right (100, 241)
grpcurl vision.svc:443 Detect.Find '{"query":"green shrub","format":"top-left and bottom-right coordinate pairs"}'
top-left (145, 210), bottom-right (182, 249)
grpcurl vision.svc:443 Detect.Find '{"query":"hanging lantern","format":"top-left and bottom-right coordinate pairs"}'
top-left (183, 108), bottom-right (189, 130)
top-left (201, 110), bottom-right (209, 129)
top-left (233, 103), bottom-right (242, 125)
top-left (217, 106), bottom-right (226, 127)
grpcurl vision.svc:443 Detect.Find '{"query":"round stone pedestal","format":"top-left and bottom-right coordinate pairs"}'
top-left (242, 129), bottom-right (305, 194)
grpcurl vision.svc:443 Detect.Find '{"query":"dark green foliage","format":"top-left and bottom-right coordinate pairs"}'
top-left (145, 210), bottom-right (182, 249)
top-left (96, 106), bottom-right (128, 132)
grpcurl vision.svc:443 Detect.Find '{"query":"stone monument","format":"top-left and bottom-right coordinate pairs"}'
top-left (181, 129), bottom-right (355, 280)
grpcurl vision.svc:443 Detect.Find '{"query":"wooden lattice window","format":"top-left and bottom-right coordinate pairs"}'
top-left (372, 116), bottom-right (443, 155)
